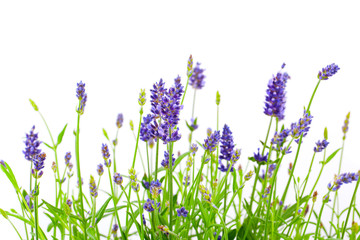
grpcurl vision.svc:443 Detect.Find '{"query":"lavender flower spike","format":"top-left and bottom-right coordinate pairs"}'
top-left (264, 64), bottom-right (290, 121)
top-left (116, 113), bottom-right (124, 128)
top-left (203, 130), bottom-right (221, 153)
top-left (76, 81), bottom-right (87, 114)
top-left (89, 175), bottom-right (98, 198)
top-left (317, 63), bottom-right (340, 80)
top-left (23, 126), bottom-right (41, 161)
top-left (101, 143), bottom-right (111, 167)
top-left (189, 62), bottom-right (206, 90)
top-left (253, 148), bottom-right (268, 163)
top-left (218, 124), bottom-right (235, 172)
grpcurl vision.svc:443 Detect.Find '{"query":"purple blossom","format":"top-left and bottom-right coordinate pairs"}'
top-left (203, 130), bottom-right (221, 153)
top-left (190, 143), bottom-right (198, 155)
top-left (317, 63), bottom-right (340, 80)
top-left (218, 124), bottom-right (235, 172)
top-left (0, 160), bottom-right (6, 169)
top-left (89, 175), bottom-right (98, 198)
top-left (97, 163), bottom-right (104, 176)
top-left (64, 152), bottom-right (71, 167)
top-left (111, 224), bottom-right (118, 237)
top-left (140, 114), bottom-right (154, 142)
top-left (314, 139), bottom-right (330, 152)
top-left (253, 148), bottom-right (268, 163)
top-left (187, 55), bottom-right (193, 76)
top-left (33, 152), bottom-right (46, 172)
top-left (290, 111), bottom-right (313, 144)
top-left (116, 113), bottom-right (123, 128)
top-left (150, 179), bottom-right (162, 198)
top-left (161, 151), bottom-right (175, 169)
top-left (264, 64), bottom-right (290, 121)
top-left (143, 199), bottom-right (160, 212)
top-left (23, 126), bottom-right (41, 161)
top-left (142, 214), bottom-right (146, 226)
top-left (76, 81), bottom-right (87, 114)
top-left (66, 199), bottom-right (72, 210)
top-left (113, 173), bottom-right (123, 186)
top-left (189, 62), bottom-right (206, 90)
top-left (183, 175), bottom-right (190, 186)
top-left (176, 207), bottom-right (188, 217)
top-left (150, 79), bottom-right (167, 118)
top-left (102, 143), bottom-right (111, 167)
top-left (328, 172), bottom-right (359, 191)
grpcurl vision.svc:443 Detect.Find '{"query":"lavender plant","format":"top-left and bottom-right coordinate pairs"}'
top-left (1, 59), bottom-right (359, 240)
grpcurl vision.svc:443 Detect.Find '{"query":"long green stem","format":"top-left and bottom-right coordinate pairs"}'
top-left (315, 192), bottom-right (330, 240)
top-left (34, 178), bottom-right (39, 240)
top-left (75, 109), bottom-right (87, 239)
top-left (107, 167), bottom-right (122, 236)
top-left (168, 129), bottom-right (174, 235)
top-left (136, 192), bottom-right (144, 240)
top-left (300, 152), bottom-right (316, 198)
top-left (342, 172), bottom-right (360, 239)
top-left (330, 139), bottom-right (345, 236)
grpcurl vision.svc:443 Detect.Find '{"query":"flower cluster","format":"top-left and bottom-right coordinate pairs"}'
top-left (66, 199), bottom-right (72, 210)
top-left (317, 63), bottom-right (340, 80)
top-left (177, 207), bottom-right (188, 217)
top-left (187, 54), bottom-right (193, 77)
top-left (113, 172), bottom-right (123, 186)
top-left (138, 89), bottom-right (146, 106)
top-left (218, 125), bottom-right (235, 172)
top-left (314, 139), bottom-right (329, 152)
top-left (23, 126), bottom-right (41, 161)
top-left (140, 114), bottom-right (153, 142)
top-left (89, 175), bottom-right (98, 198)
top-left (203, 130), bottom-right (220, 153)
top-left (244, 170), bottom-right (254, 181)
top-left (264, 64), bottom-right (290, 121)
top-left (271, 128), bottom-right (291, 154)
top-left (262, 185), bottom-right (272, 198)
top-left (116, 113), bottom-right (124, 129)
top-left (342, 112), bottom-right (350, 140)
top-left (260, 164), bottom-right (276, 180)
top-left (102, 143), bottom-right (111, 167)
top-left (161, 151), bottom-right (175, 169)
top-left (189, 62), bottom-right (206, 90)
top-left (76, 81), bottom-right (87, 114)
top-left (253, 148), bottom-right (268, 163)
top-left (143, 199), bottom-right (160, 212)
top-left (290, 111), bottom-right (313, 143)
top-left (32, 152), bottom-right (46, 178)
top-left (190, 143), bottom-right (198, 155)
top-left (149, 180), bottom-right (162, 198)
top-left (183, 175), bottom-right (190, 186)
top-left (111, 224), bottom-right (118, 238)
top-left (158, 225), bottom-right (170, 236)
top-left (327, 172), bottom-right (359, 191)
top-left (97, 163), bottom-right (104, 176)
top-left (199, 184), bottom-right (212, 203)
top-left (129, 168), bottom-right (140, 192)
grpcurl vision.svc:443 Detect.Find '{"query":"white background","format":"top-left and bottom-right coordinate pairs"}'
top-left (1, 1), bottom-right (360, 238)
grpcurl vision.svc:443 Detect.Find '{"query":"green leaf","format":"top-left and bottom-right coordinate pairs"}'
top-left (95, 196), bottom-right (112, 224)
top-left (86, 227), bottom-right (97, 240)
top-left (324, 148), bottom-right (342, 164)
top-left (56, 124), bottom-right (68, 146)
top-left (0, 208), bottom-right (9, 219)
top-left (43, 142), bottom-right (54, 150)
top-left (102, 128), bottom-right (109, 141)
top-left (29, 98), bottom-right (39, 111)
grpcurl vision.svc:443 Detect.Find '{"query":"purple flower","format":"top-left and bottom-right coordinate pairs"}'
top-left (158, 225), bottom-right (170, 236)
top-left (97, 163), bottom-right (104, 176)
top-left (314, 139), bottom-right (329, 152)
top-left (64, 152), bottom-right (71, 167)
top-left (161, 151), bottom-right (175, 169)
top-left (33, 152), bottom-right (46, 172)
top-left (140, 114), bottom-right (154, 142)
top-left (203, 130), bottom-right (221, 153)
top-left (101, 143), bottom-right (111, 167)
top-left (264, 64), bottom-right (290, 121)
top-left (290, 111), bottom-right (313, 144)
top-left (342, 112), bottom-right (350, 140)
top-left (142, 214), bottom-right (146, 226)
top-left (183, 175), bottom-right (190, 186)
top-left (150, 79), bottom-right (167, 118)
top-left (190, 143), bottom-right (198, 155)
top-left (262, 185), bottom-right (271, 198)
top-left (23, 126), bottom-right (42, 161)
top-left (199, 184), bottom-right (212, 203)
top-left (328, 172), bottom-right (359, 191)
top-left (25, 195), bottom-right (34, 210)
top-left (187, 55), bottom-right (193, 76)
top-left (66, 199), bottom-right (72, 210)
top-left (89, 175), bottom-right (98, 198)
top-left (150, 179), bottom-right (162, 198)
top-left (111, 224), bottom-right (118, 237)
top-left (189, 62), bottom-right (206, 90)
top-left (0, 160), bottom-right (6, 169)
top-left (76, 81), bottom-right (87, 114)
top-left (176, 207), bottom-right (188, 217)
top-left (116, 113), bottom-right (123, 128)
top-left (143, 199), bottom-right (160, 212)
top-left (317, 63), bottom-right (340, 80)
top-left (143, 180), bottom-right (150, 189)
top-left (113, 172), bottom-right (123, 186)
top-left (218, 124), bottom-right (235, 172)
top-left (253, 148), bottom-right (268, 163)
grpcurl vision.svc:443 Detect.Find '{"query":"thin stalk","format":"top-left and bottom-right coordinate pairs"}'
top-left (155, 138), bottom-right (160, 180)
top-left (243, 117), bottom-right (273, 240)
top-left (330, 139), bottom-right (345, 236)
top-left (314, 195), bottom-right (329, 240)
top-left (74, 108), bottom-right (87, 239)
top-left (214, 104), bottom-right (220, 190)
top-left (168, 129), bottom-right (174, 235)
top-left (300, 152), bottom-right (316, 198)
top-left (107, 167), bottom-right (122, 237)
top-left (8, 218), bottom-right (23, 240)
top-left (306, 79), bottom-right (321, 112)
top-left (135, 192), bottom-right (144, 240)
top-left (20, 205), bottom-right (29, 240)
top-left (341, 172), bottom-right (360, 239)
top-left (302, 202), bottom-right (315, 236)
top-left (180, 71), bottom-right (192, 106)
top-left (34, 177), bottom-right (39, 240)
top-left (126, 108), bottom-right (143, 231)
top-left (146, 143), bottom-right (151, 182)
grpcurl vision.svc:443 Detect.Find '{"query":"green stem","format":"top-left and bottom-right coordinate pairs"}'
top-left (302, 202), bottom-right (315, 236)
top-left (168, 129), bottom-right (174, 235)
top-left (8, 218), bottom-right (24, 240)
top-left (155, 138), bottom-right (160, 180)
top-left (342, 172), bottom-right (360, 239)
top-left (180, 71), bottom-right (192, 106)
top-left (314, 195), bottom-right (329, 240)
top-left (75, 108), bottom-right (87, 239)
top-left (107, 167), bottom-right (122, 236)
top-left (330, 139), bottom-right (345, 236)
top-left (136, 192), bottom-right (144, 240)
top-left (300, 152), bottom-right (316, 198)
top-left (34, 177), bottom-right (39, 240)
top-left (306, 79), bottom-right (321, 112)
